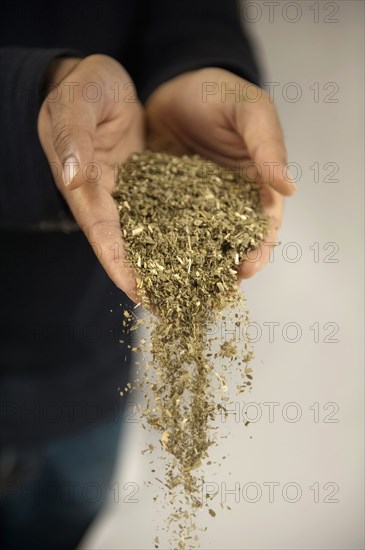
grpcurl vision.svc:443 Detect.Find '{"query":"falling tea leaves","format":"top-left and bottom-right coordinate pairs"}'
top-left (113, 151), bottom-right (269, 549)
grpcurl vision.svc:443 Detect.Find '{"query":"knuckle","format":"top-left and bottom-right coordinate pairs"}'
top-left (51, 119), bottom-right (74, 156)
top-left (82, 219), bottom-right (120, 237)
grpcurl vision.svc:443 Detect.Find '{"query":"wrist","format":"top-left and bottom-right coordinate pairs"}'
top-left (43, 57), bottom-right (81, 92)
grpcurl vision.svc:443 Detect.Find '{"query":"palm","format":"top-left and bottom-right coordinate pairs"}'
top-left (92, 111), bottom-right (143, 192)
top-left (146, 68), bottom-right (295, 279)
top-left (147, 89), bottom-right (247, 168)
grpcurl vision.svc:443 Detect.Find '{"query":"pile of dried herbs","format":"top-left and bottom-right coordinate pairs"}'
top-left (113, 151), bottom-right (269, 548)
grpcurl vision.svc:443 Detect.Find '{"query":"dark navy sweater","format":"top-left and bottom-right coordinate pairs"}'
top-left (0, 0), bottom-right (260, 444)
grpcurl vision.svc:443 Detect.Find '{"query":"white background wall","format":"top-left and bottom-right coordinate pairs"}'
top-left (82, 1), bottom-right (364, 548)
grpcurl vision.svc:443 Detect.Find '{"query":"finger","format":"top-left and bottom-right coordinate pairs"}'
top-left (238, 186), bottom-right (284, 279)
top-left (49, 102), bottom-right (97, 190)
top-left (236, 90), bottom-right (296, 197)
top-left (38, 74), bottom-right (98, 191)
top-left (64, 182), bottom-right (139, 303)
top-left (238, 221), bottom-right (279, 279)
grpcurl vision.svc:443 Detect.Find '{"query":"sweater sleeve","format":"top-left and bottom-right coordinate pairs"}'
top-left (0, 47), bottom-right (80, 228)
top-left (133, 0), bottom-right (261, 102)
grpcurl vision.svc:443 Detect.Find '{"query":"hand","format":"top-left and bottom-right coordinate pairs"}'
top-left (146, 68), bottom-right (296, 279)
top-left (38, 54), bottom-right (145, 301)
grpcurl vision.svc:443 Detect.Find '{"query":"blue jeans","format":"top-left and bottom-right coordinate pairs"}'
top-left (0, 417), bottom-right (122, 549)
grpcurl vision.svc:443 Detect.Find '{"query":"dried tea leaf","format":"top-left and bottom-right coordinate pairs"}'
top-left (113, 151), bottom-right (269, 549)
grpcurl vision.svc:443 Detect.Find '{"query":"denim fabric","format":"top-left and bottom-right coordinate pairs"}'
top-left (0, 416), bottom-right (123, 549)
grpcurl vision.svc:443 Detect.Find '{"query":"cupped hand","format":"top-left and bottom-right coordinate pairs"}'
top-left (38, 54), bottom-right (145, 301)
top-left (146, 67), bottom-right (296, 278)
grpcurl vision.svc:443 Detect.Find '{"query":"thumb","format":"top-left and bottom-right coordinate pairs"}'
top-left (52, 118), bottom-right (95, 190)
top-left (237, 91), bottom-right (296, 197)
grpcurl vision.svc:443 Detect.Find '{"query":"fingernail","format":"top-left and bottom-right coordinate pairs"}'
top-left (62, 155), bottom-right (80, 186)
